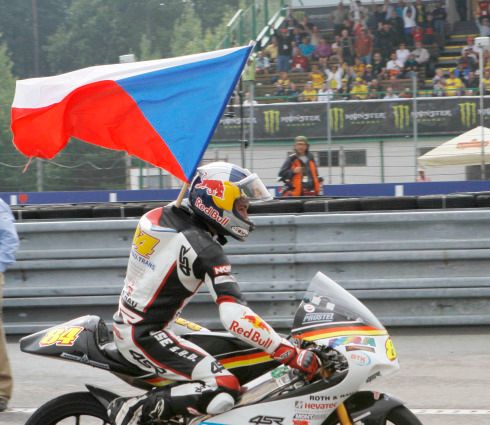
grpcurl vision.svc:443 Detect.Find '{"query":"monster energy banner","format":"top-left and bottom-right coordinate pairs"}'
top-left (213, 97), bottom-right (490, 142)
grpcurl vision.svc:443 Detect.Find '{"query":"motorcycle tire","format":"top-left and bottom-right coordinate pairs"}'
top-left (25, 391), bottom-right (110, 425)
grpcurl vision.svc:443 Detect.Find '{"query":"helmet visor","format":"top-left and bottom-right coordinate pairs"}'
top-left (236, 173), bottom-right (273, 203)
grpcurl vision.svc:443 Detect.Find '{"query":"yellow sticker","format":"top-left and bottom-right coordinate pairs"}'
top-left (132, 225), bottom-right (159, 258)
top-left (39, 326), bottom-right (84, 347)
top-left (175, 317), bottom-right (202, 332)
top-left (385, 337), bottom-right (397, 361)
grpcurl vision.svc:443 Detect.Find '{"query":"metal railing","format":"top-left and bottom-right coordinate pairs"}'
top-left (4, 209), bottom-right (490, 334)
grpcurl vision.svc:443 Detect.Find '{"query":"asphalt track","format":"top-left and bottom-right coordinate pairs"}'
top-left (1, 326), bottom-right (489, 425)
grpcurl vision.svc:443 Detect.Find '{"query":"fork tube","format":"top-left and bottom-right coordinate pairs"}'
top-left (336, 403), bottom-right (353, 425)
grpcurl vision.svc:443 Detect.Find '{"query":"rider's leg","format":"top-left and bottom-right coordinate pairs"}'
top-left (108, 325), bottom-right (240, 424)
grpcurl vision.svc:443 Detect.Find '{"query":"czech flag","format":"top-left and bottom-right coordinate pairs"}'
top-left (11, 45), bottom-right (252, 182)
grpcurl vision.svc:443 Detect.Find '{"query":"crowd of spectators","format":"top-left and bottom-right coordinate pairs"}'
top-left (246, 0), bottom-right (490, 101)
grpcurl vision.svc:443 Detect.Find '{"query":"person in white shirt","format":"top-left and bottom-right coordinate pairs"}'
top-left (396, 42), bottom-right (411, 65)
top-left (411, 41), bottom-right (430, 65)
top-left (325, 63), bottom-right (344, 89)
top-left (476, 17), bottom-right (490, 37)
top-left (386, 52), bottom-right (404, 73)
top-left (402, 5), bottom-right (416, 42)
top-left (317, 82), bottom-right (335, 101)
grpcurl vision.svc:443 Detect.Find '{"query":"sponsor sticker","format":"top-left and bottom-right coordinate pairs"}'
top-left (349, 352), bottom-right (371, 367)
top-left (232, 226), bottom-right (249, 238)
top-left (213, 264), bottom-right (231, 276)
top-left (302, 312), bottom-right (334, 324)
top-left (195, 179), bottom-right (225, 199)
top-left (229, 320), bottom-right (272, 349)
top-left (303, 304), bottom-right (315, 313)
top-left (385, 337), bottom-right (397, 361)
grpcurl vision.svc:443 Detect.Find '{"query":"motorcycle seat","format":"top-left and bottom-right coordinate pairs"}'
top-left (101, 342), bottom-right (143, 373)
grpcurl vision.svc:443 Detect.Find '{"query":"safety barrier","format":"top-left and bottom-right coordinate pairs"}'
top-left (5, 209), bottom-right (490, 334)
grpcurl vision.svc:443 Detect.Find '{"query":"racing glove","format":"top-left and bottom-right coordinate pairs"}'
top-left (272, 341), bottom-right (320, 380)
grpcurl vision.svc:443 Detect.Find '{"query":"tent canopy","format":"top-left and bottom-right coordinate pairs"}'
top-left (418, 126), bottom-right (490, 166)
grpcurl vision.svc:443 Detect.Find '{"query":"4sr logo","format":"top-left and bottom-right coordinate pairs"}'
top-left (249, 416), bottom-right (284, 425)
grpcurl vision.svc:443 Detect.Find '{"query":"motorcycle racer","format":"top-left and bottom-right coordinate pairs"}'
top-left (108, 162), bottom-right (320, 425)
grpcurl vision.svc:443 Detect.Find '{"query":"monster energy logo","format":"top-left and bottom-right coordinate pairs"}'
top-left (263, 110), bottom-right (280, 134)
top-left (459, 102), bottom-right (477, 127)
top-left (392, 104), bottom-right (411, 130)
top-left (329, 107), bottom-right (344, 132)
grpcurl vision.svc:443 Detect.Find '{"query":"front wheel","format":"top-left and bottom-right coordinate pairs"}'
top-left (385, 406), bottom-right (423, 425)
top-left (25, 391), bottom-right (110, 425)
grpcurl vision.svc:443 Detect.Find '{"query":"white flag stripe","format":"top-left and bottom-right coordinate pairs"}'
top-left (13, 46), bottom-right (249, 109)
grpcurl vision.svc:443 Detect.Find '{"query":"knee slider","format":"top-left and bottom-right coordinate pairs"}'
top-left (206, 392), bottom-right (235, 415)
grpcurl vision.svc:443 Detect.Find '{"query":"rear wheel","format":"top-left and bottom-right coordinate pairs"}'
top-left (25, 391), bottom-right (109, 425)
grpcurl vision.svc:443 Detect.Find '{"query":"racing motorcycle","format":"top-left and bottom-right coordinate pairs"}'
top-left (20, 272), bottom-right (423, 425)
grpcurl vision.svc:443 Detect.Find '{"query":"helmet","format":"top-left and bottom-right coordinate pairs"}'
top-left (188, 162), bottom-right (272, 241)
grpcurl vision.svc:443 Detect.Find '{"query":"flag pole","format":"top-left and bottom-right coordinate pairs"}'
top-left (175, 182), bottom-right (190, 207)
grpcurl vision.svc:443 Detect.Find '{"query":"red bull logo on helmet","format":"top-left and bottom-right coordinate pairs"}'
top-left (195, 179), bottom-right (225, 199)
top-left (242, 314), bottom-right (270, 332)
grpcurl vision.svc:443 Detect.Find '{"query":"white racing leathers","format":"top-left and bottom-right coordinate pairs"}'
top-left (110, 204), bottom-right (290, 424)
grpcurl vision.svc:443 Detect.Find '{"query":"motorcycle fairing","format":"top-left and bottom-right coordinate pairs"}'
top-left (322, 391), bottom-right (406, 425)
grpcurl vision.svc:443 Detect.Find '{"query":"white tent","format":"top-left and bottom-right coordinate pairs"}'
top-left (418, 126), bottom-right (490, 166)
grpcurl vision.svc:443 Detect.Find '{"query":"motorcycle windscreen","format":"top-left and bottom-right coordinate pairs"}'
top-left (291, 272), bottom-right (385, 334)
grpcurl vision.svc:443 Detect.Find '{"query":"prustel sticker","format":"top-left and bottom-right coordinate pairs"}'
top-left (303, 303), bottom-right (315, 313)
top-left (385, 337), bottom-right (398, 361)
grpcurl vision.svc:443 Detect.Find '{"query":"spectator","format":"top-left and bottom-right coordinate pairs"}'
top-left (278, 135), bottom-right (321, 196)
top-left (372, 52), bottom-right (386, 78)
top-left (291, 27), bottom-right (304, 45)
top-left (403, 54), bottom-right (418, 75)
top-left (372, 3), bottom-right (386, 30)
top-left (416, 168), bottom-right (431, 181)
top-left (363, 63), bottom-right (375, 82)
top-left (462, 37), bottom-right (480, 61)
top-left (412, 40), bottom-right (430, 66)
top-left (376, 22), bottom-right (395, 60)
top-left (414, 0), bottom-right (426, 25)
top-left (353, 56), bottom-right (366, 76)
top-left (325, 62), bottom-right (343, 89)
top-left (0, 199), bottom-right (19, 412)
top-left (412, 25), bottom-right (424, 45)
top-left (301, 81), bottom-right (318, 101)
top-left (309, 64), bottom-right (325, 90)
top-left (432, 0), bottom-right (447, 45)
top-left (433, 80), bottom-right (445, 96)
top-left (456, 0), bottom-right (467, 20)
top-left (337, 78), bottom-right (351, 99)
top-left (423, 13), bottom-right (436, 45)
top-left (299, 36), bottom-right (315, 58)
top-left (276, 27), bottom-right (294, 72)
top-left (396, 42), bottom-right (411, 66)
top-left (445, 70), bottom-right (464, 96)
top-left (286, 82), bottom-right (300, 102)
top-left (477, 16), bottom-right (490, 36)
top-left (384, 85), bottom-right (399, 98)
top-left (355, 28), bottom-right (374, 64)
top-left (350, 77), bottom-right (369, 99)
top-left (277, 71), bottom-right (291, 90)
top-left (291, 47), bottom-right (309, 72)
top-left (255, 51), bottom-right (270, 75)
top-left (309, 25), bottom-right (322, 46)
top-left (317, 82), bottom-right (335, 101)
top-left (386, 52), bottom-right (404, 77)
top-left (482, 68), bottom-right (490, 94)
top-left (313, 37), bottom-right (332, 65)
top-left (242, 57), bottom-right (256, 92)
top-left (264, 36), bottom-right (279, 64)
top-left (476, 0), bottom-right (490, 18)
top-left (331, 2), bottom-right (349, 36)
top-left (454, 60), bottom-right (471, 81)
top-left (368, 78), bottom-right (381, 98)
top-left (465, 71), bottom-right (479, 94)
top-left (402, 5), bottom-right (417, 45)
top-left (339, 28), bottom-right (355, 65)
top-left (387, 9), bottom-right (405, 47)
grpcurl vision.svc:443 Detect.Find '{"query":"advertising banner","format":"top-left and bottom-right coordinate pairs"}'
top-left (213, 97), bottom-right (490, 142)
